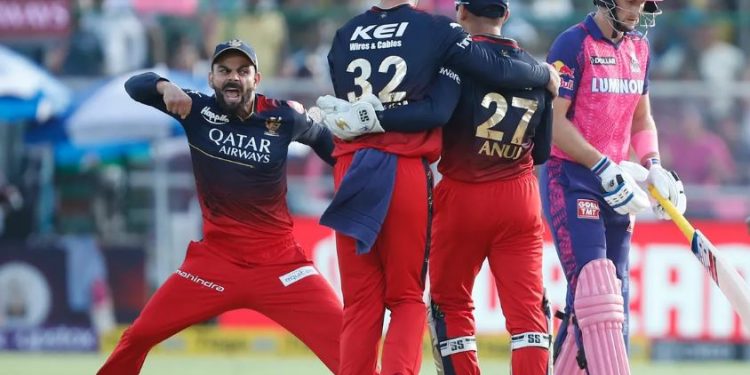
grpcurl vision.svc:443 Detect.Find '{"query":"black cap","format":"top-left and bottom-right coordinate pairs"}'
top-left (211, 39), bottom-right (259, 71)
top-left (456, 0), bottom-right (508, 18)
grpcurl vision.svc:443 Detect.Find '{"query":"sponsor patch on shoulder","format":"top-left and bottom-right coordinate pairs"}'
top-left (279, 265), bottom-right (318, 287)
top-left (577, 199), bottom-right (600, 219)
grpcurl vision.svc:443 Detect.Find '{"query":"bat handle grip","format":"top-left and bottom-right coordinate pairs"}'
top-left (647, 185), bottom-right (695, 241)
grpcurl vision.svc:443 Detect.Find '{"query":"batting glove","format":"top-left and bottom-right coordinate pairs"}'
top-left (315, 94), bottom-right (384, 141)
top-left (646, 158), bottom-right (686, 219)
top-left (593, 156), bottom-right (650, 216)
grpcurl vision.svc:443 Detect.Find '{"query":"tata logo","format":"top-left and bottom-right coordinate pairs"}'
top-left (200, 106), bottom-right (230, 125)
top-left (350, 22), bottom-right (409, 41)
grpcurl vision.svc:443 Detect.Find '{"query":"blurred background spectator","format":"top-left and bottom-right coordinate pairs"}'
top-left (0, 172), bottom-right (23, 238)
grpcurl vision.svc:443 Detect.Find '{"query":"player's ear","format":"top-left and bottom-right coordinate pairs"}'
top-left (504, 8), bottom-right (511, 23)
top-left (254, 70), bottom-right (262, 86)
top-left (208, 71), bottom-right (215, 89)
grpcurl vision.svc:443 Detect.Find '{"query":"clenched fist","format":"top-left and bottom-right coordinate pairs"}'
top-left (158, 81), bottom-right (192, 119)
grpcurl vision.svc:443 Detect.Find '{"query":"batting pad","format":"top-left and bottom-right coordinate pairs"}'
top-left (553, 324), bottom-right (586, 375)
top-left (574, 259), bottom-right (630, 375)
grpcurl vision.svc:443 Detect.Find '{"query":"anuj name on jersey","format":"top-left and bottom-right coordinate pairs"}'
top-left (349, 22), bottom-right (408, 52)
top-left (477, 140), bottom-right (524, 160)
top-left (207, 127), bottom-right (272, 163)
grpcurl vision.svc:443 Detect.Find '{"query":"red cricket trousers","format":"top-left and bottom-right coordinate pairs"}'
top-left (333, 154), bottom-right (432, 375)
top-left (98, 239), bottom-right (343, 374)
top-left (429, 172), bottom-right (549, 375)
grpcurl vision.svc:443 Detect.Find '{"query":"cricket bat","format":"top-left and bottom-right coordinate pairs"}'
top-left (649, 185), bottom-right (750, 331)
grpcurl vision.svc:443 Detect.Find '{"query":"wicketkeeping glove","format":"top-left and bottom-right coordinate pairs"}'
top-left (315, 94), bottom-right (385, 140)
top-left (646, 159), bottom-right (687, 219)
top-left (593, 156), bottom-right (650, 216)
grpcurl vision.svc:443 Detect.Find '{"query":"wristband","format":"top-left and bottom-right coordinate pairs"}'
top-left (631, 129), bottom-right (659, 165)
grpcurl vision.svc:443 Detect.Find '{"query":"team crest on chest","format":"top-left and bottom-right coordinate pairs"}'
top-left (265, 116), bottom-right (282, 136)
top-left (629, 53), bottom-right (641, 73)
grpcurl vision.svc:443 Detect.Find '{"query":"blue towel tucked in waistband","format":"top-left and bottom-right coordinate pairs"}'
top-left (320, 148), bottom-right (397, 255)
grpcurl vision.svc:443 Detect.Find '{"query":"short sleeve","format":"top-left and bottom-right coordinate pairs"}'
top-left (547, 28), bottom-right (586, 100)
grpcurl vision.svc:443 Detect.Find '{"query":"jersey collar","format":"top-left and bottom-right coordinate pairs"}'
top-left (584, 13), bottom-right (608, 41)
top-left (472, 34), bottom-right (519, 49)
top-left (371, 3), bottom-right (412, 12)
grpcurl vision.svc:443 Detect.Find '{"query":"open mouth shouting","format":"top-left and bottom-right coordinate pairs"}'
top-left (222, 83), bottom-right (243, 105)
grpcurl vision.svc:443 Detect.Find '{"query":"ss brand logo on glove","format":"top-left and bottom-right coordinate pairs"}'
top-left (358, 108), bottom-right (370, 124)
top-left (316, 94), bottom-right (385, 140)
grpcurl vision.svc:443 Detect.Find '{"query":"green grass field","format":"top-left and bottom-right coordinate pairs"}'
top-left (1, 354), bottom-right (749, 374)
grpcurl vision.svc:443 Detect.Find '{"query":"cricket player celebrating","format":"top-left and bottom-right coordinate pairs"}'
top-left (541, 1), bottom-right (687, 374)
top-left (320, 1), bottom-right (558, 374)
top-left (428, 2), bottom-right (554, 374)
top-left (98, 40), bottom-right (344, 374)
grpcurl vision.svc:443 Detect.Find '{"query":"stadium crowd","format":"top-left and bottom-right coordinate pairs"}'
top-left (2, 0), bottom-right (749, 245)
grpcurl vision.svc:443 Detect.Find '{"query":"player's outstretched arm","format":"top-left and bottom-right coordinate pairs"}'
top-left (293, 108), bottom-right (336, 166)
top-left (377, 67), bottom-right (462, 133)
top-left (124, 72), bottom-right (169, 106)
top-left (124, 72), bottom-right (192, 119)
top-left (316, 68), bottom-right (461, 138)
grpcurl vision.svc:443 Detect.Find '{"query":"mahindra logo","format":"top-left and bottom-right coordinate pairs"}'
top-left (350, 22), bottom-right (409, 41)
top-left (175, 269), bottom-right (225, 292)
top-left (201, 106), bottom-right (230, 125)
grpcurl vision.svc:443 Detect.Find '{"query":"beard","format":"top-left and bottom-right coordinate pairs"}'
top-left (612, 8), bottom-right (640, 33)
top-left (613, 19), bottom-right (636, 33)
top-left (214, 82), bottom-right (251, 114)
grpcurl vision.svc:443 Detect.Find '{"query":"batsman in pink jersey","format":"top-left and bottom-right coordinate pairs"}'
top-left (540, 1), bottom-right (687, 374)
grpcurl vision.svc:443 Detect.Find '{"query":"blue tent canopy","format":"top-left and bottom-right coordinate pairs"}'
top-left (0, 45), bottom-right (71, 124)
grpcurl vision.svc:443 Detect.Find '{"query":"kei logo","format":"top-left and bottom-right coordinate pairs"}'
top-left (265, 116), bottom-right (282, 136)
top-left (577, 199), bottom-right (600, 219)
